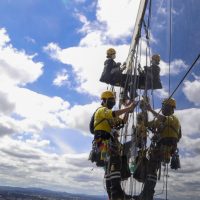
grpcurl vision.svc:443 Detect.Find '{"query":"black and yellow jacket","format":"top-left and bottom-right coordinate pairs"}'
top-left (94, 106), bottom-right (124, 134)
top-left (148, 115), bottom-right (181, 140)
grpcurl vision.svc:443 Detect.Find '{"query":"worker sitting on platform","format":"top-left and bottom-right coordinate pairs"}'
top-left (138, 54), bottom-right (162, 90)
top-left (99, 48), bottom-right (140, 100)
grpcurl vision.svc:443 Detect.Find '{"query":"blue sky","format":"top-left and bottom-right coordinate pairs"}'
top-left (0, 0), bottom-right (200, 199)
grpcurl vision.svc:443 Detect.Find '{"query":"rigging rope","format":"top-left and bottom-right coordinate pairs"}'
top-left (168, 0), bottom-right (172, 97)
top-left (169, 53), bottom-right (200, 98)
top-left (166, 163), bottom-right (169, 200)
top-left (165, 0), bottom-right (173, 198)
top-left (153, 53), bottom-right (200, 119)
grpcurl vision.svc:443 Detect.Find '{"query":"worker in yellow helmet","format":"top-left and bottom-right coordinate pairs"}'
top-left (134, 98), bottom-right (181, 200)
top-left (99, 48), bottom-right (126, 86)
top-left (138, 54), bottom-right (162, 90)
top-left (93, 90), bottom-right (137, 200)
top-left (99, 48), bottom-right (140, 100)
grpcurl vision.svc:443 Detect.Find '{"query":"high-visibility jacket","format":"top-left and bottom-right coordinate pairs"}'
top-left (94, 106), bottom-right (124, 133)
top-left (148, 115), bottom-right (181, 140)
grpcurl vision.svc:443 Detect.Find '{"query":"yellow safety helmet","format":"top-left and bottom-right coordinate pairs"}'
top-left (106, 48), bottom-right (116, 56)
top-left (101, 90), bottom-right (115, 99)
top-left (152, 54), bottom-right (161, 62)
top-left (162, 98), bottom-right (176, 108)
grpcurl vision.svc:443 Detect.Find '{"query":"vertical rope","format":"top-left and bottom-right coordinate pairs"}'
top-left (166, 164), bottom-right (169, 200)
top-left (168, 0), bottom-right (172, 97)
top-left (166, 1), bottom-right (172, 199)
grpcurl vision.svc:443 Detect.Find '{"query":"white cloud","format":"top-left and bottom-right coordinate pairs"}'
top-left (176, 108), bottom-right (200, 137)
top-left (0, 30), bottom-right (66, 136)
top-left (43, 42), bottom-right (61, 60)
top-left (73, 0), bottom-right (140, 46)
top-left (0, 28), bottom-right (101, 137)
top-left (0, 107), bottom-right (200, 197)
top-left (0, 28), bottom-right (10, 46)
top-left (0, 86), bottom-right (72, 135)
top-left (25, 36), bottom-right (36, 44)
top-left (79, 31), bottom-right (104, 47)
top-left (154, 88), bottom-right (169, 98)
top-left (96, 0), bottom-right (140, 39)
top-left (74, 12), bottom-right (90, 32)
top-left (0, 28), bottom-right (43, 86)
top-left (58, 101), bottom-right (99, 136)
top-left (160, 59), bottom-right (188, 76)
top-left (53, 69), bottom-right (70, 87)
top-left (182, 75), bottom-right (200, 106)
top-left (0, 135), bottom-right (104, 194)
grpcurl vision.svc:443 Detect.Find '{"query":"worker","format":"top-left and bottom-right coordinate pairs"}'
top-left (135, 112), bottom-right (148, 150)
top-left (138, 54), bottom-right (162, 90)
top-left (93, 90), bottom-right (138, 200)
top-left (99, 48), bottom-right (141, 100)
top-left (134, 98), bottom-right (181, 200)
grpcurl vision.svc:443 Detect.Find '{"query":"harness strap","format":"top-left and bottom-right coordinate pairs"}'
top-left (94, 118), bottom-right (107, 129)
top-left (93, 107), bottom-right (108, 130)
top-left (162, 124), bottom-right (179, 136)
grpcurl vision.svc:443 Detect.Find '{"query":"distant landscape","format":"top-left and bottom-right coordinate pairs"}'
top-left (0, 186), bottom-right (106, 200)
top-left (0, 186), bottom-right (166, 200)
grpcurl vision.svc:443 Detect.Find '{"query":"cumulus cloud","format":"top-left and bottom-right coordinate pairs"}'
top-left (53, 69), bottom-right (70, 87)
top-left (58, 101), bottom-right (99, 135)
top-left (0, 136), bottom-right (103, 194)
top-left (0, 106), bottom-right (200, 197)
top-left (0, 28), bottom-right (10, 46)
top-left (176, 108), bottom-right (200, 138)
top-left (160, 59), bottom-right (188, 76)
top-left (0, 86), bottom-right (72, 135)
top-left (0, 28), bottom-right (100, 138)
top-left (73, 0), bottom-right (140, 46)
top-left (0, 91), bottom-right (15, 115)
top-left (182, 74), bottom-right (200, 106)
top-left (153, 88), bottom-right (169, 98)
top-left (0, 28), bottom-right (43, 86)
top-left (0, 28), bottom-right (78, 138)
top-left (96, 0), bottom-right (140, 39)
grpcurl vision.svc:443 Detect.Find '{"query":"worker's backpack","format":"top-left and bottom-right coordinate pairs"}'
top-left (89, 112), bottom-right (96, 134)
top-left (89, 108), bottom-right (106, 134)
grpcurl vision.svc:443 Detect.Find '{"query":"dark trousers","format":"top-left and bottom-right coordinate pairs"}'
top-left (105, 155), bottom-right (124, 200)
top-left (139, 139), bottom-right (178, 200)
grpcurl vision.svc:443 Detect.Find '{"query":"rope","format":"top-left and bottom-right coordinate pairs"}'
top-left (152, 53), bottom-right (200, 118)
top-left (154, 165), bottom-right (165, 197)
top-left (168, 0), bottom-right (172, 97)
top-left (166, 163), bottom-right (169, 200)
top-left (170, 53), bottom-right (200, 98)
top-left (165, 1), bottom-right (173, 198)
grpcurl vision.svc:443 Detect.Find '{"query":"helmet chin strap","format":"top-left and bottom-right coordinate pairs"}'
top-left (105, 99), bottom-right (115, 109)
